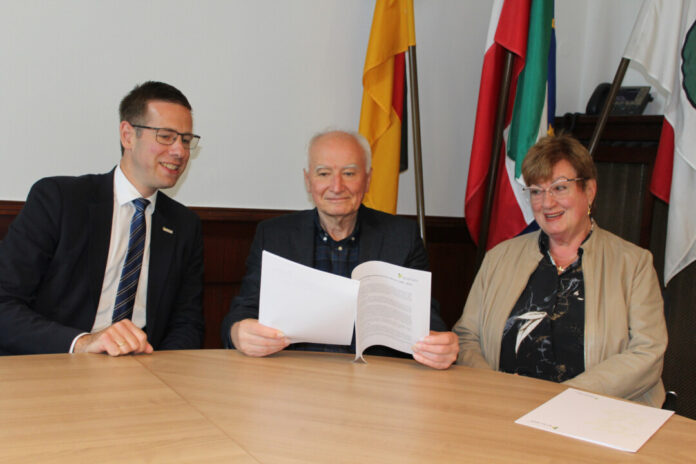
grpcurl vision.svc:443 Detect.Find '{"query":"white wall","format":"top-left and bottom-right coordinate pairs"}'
top-left (0, 0), bottom-right (655, 217)
top-left (555, 0), bottom-right (665, 116)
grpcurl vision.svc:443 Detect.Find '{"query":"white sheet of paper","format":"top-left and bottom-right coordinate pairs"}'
top-left (515, 388), bottom-right (674, 452)
top-left (352, 260), bottom-right (430, 360)
top-left (258, 250), bottom-right (359, 345)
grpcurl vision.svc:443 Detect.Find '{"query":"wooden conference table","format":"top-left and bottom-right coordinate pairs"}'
top-left (1, 350), bottom-right (695, 463)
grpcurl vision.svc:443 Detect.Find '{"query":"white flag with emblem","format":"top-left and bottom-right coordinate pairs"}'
top-left (624, 0), bottom-right (696, 284)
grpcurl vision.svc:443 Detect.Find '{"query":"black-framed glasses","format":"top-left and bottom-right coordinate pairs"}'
top-left (522, 177), bottom-right (585, 203)
top-left (131, 124), bottom-right (201, 149)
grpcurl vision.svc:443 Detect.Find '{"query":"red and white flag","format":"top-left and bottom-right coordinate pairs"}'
top-left (465, 0), bottom-right (555, 250)
top-left (624, 0), bottom-right (696, 284)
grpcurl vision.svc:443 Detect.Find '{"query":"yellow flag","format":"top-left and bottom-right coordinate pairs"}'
top-left (359, 0), bottom-right (415, 214)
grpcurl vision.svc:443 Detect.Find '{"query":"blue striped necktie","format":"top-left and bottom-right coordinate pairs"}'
top-left (112, 198), bottom-right (149, 323)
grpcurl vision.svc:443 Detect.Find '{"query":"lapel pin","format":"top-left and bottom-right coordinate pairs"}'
top-left (162, 226), bottom-right (174, 234)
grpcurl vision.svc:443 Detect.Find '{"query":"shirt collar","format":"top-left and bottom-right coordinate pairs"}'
top-left (312, 208), bottom-right (361, 245)
top-left (114, 164), bottom-right (157, 210)
top-left (537, 220), bottom-right (595, 255)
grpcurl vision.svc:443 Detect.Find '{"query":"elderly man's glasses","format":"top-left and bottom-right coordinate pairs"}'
top-left (131, 124), bottom-right (201, 150)
top-left (522, 178), bottom-right (585, 203)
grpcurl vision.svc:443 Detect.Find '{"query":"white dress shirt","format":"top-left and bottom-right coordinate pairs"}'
top-left (69, 165), bottom-right (156, 352)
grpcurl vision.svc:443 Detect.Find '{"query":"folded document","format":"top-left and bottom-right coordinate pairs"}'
top-left (515, 388), bottom-right (674, 452)
top-left (258, 251), bottom-right (431, 360)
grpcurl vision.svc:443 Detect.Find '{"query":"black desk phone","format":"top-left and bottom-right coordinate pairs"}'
top-left (586, 82), bottom-right (653, 115)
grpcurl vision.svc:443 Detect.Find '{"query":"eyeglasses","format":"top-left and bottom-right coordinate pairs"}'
top-left (522, 178), bottom-right (585, 203)
top-left (131, 124), bottom-right (201, 149)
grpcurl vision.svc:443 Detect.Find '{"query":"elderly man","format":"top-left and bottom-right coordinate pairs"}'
top-left (0, 81), bottom-right (204, 355)
top-left (222, 130), bottom-right (458, 369)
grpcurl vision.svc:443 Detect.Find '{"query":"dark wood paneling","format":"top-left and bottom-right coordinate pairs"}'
top-left (650, 197), bottom-right (696, 420)
top-left (421, 217), bottom-right (477, 329)
top-left (0, 201), bottom-right (22, 241)
top-left (0, 203), bottom-right (472, 350)
top-left (593, 161), bottom-right (651, 246)
top-left (662, 258), bottom-right (696, 420)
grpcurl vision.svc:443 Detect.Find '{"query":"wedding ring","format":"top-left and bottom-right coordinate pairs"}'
top-left (116, 340), bottom-right (125, 347)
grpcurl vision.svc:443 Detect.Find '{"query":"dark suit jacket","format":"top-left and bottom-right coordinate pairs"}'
top-left (221, 206), bottom-right (447, 355)
top-left (0, 171), bottom-right (204, 354)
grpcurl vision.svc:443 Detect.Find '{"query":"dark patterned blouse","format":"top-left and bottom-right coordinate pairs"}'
top-left (499, 230), bottom-right (592, 383)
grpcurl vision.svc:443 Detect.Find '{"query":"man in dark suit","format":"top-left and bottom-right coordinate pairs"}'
top-left (0, 81), bottom-right (204, 355)
top-left (222, 130), bottom-right (458, 369)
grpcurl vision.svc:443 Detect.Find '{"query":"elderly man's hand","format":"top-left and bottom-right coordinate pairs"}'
top-left (412, 330), bottom-right (459, 369)
top-left (231, 319), bottom-right (290, 357)
top-left (73, 319), bottom-right (153, 356)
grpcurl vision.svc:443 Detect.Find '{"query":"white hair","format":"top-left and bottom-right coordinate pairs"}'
top-left (307, 129), bottom-right (372, 173)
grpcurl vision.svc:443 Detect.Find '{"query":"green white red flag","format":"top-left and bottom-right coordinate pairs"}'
top-left (465, 0), bottom-right (555, 249)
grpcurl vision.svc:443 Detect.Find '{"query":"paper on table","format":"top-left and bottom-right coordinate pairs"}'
top-left (515, 388), bottom-right (674, 452)
top-left (259, 250), bottom-right (359, 345)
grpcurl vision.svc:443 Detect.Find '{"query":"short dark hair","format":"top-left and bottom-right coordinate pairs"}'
top-left (521, 134), bottom-right (597, 190)
top-left (119, 81), bottom-right (191, 123)
top-left (119, 81), bottom-right (192, 154)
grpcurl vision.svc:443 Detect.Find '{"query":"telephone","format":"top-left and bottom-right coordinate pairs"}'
top-left (586, 83), bottom-right (653, 115)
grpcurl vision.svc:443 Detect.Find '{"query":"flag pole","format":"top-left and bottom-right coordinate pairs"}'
top-left (407, 45), bottom-right (427, 245)
top-left (587, 58), bottom-right (630, 157)
top-left (476, 50), bottom-right (516, 268)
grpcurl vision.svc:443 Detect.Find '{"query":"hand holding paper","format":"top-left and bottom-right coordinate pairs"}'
top-left (412, 331), bottom-right (459, 370)
top-left (230, 318), bottom-right (289, 357)
top-left (352, 260), bottom-right (430, 360)
top-left (257, 251), bottom-right (431, 360)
